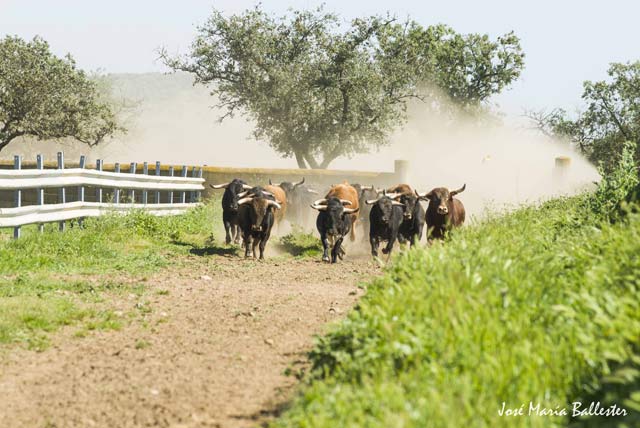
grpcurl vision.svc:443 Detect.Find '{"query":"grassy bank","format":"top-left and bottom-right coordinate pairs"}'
top-left (0, 199), bottom-right (225, 350)
top-left (274, 151), bottom-right (640, 427)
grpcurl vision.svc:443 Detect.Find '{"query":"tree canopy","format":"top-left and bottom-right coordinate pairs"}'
top-left (528, 61), bottom-right (640, 173)
top-left (163, 7), bottom-right (524, 169)
top-left (0, 35), bottom-right (122, 153)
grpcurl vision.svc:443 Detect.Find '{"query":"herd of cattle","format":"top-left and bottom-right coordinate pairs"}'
top-left (209, 178), bottom-right (466, 262)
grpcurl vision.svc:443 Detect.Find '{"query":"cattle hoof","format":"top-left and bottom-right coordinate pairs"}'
top-left (381, 248), bottom-right (389, 255)
top-left (322, 256), bottom-right (330, 263)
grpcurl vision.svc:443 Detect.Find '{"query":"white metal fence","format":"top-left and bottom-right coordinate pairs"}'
top-left (0, 152), bottom-right (205, 238)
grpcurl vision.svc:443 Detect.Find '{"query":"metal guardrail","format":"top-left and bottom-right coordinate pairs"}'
top-left (1, 152), bottom-right (204, 238)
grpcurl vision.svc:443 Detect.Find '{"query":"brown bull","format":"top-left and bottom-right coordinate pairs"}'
top-left (264, 184), bottom-right (287, 225)
top-left (416, 184), bottom-right (466, 240)
top-left (385, 183), bottom-right (413, 195)
top-left (325, 183), bottom-right (359, 241)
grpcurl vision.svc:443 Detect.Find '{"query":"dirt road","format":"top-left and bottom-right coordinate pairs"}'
top-left (0, 255), bottom-right (380, 428)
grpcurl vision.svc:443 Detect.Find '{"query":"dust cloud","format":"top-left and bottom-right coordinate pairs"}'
top-left (3, 72), bottom-right (599, 219)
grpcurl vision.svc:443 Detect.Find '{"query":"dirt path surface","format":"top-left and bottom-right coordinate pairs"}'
top-left (0, 255), bottom-right (380, 428)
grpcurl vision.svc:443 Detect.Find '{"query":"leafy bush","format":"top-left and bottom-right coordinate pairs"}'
top-left (274, 158), bottom-right (640, 427)
top-left (279, 226), bottom-right (323, 258)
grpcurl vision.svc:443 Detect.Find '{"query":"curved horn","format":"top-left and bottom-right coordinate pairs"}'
top-left (237, 197), bottom-right (254, 205)
top-left (385, 192), bottom-right (401, 200)
top-left (242, 184), bottom-right (253, 190)
top-left (450, 184), bottom-right (466, 197)
top-left (343, 207), bottom-right (359, 214)
top-left (210, 183), bottom-right (229, 189)
top-left (310, 203), bottom-right (328, 211)
top-left (365, 198), bottom-right (381, 205)
top-left (293, 177), bottom-right (305, 187)
top-left (392, 201), bottom-right (405, 206)
top-left (339, 199), bottom-right (353, 206)
top-left (237, 190), bottom-right (249, 198)
top-left (312, 198), bottom-right (328, 206)
top-left (267, 200), bottom-right (282, 210)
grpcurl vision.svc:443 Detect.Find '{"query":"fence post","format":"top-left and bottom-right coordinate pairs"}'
top-left (57, 152), bottom-right (65, 232)
top-left (190, 166), bottom-right (197, 203)
top-left (180, 165), bottom-right (187, 204)
top-left (96, 159), bottom-right (103, 203)
top-left (197, 167), bottom-right (203, 202)
top-left (155, 161), bottom-right (161, 204)
top-left (77, 155), bottom-right (86, 228)
top-left (13, 155), bottom-right (21, 239)
top-left (142, 162), bottom-right (148, 205)
top-left (168, 166), bottom-right (174, 204)
top-left (114, 163), bottom-right (121, 204)
top-left (37, 154), bottom-right (44, 233)
top-left (129, 162), bottom-right (136, 203)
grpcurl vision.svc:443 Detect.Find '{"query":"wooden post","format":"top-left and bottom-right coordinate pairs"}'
top-left (142, 162), bottom-right (148, 205)
top-left (168, 166), bottom-right (174, 204)
top-left (96, 159), bottom-right (103, 203)
top-left (57, 152), bottom-right (65, 232)
top-left (155, 161), bottom-right (161, 204)
top-left (129, 162), bottom-right (136, 203)
top-left (114, 163), bottom-right (121, 204)
top-left (37, 154), bottom-right (44, 233)
top-left (13, 155), bottom-right (21, 239)
top-left (180, 165), bottom-right (187, 204)
top-left (77, 155), bottom-right (86, 228)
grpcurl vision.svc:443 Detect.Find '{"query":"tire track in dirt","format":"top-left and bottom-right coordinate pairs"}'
top-left (0, 255), bottom-right (380, 428)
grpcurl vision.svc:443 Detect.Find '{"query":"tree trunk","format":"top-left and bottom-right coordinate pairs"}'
top-left (293, 150), bottom-right (309, 169)
top-left (303, 153), bottom-right (321, 169)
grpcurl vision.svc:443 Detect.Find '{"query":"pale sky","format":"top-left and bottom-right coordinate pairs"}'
top-left (1, 0), bottom-right (638, 117)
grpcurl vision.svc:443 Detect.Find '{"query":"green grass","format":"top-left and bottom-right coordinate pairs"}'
top-left (273, 172), bottom-right (640, 427)
top-left (278, 226), bottom-right (323, 258)
top-left (0, 198), bottom-right (225, 350)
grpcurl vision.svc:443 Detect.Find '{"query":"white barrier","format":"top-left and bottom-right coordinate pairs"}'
top-left (2, 152), bottom-right (204, 237)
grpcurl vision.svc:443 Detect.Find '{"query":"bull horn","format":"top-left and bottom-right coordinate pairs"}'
top-left (267, 200), bottom-right (282, 210)
top-left (293, 177), bottom-right (305, 187)
top-left (339, 199), bottom-right (353, 206)
top-left (343, 207), bottom-right (359, 214)
top-left (237, 197), bottom-right (254, 205)
top-left (392, 201), bottom-right (405, 206)
top-left (312, 198), bottom-right (328, 206)
top-left (237, 191), bottom-right (249, 198)
top-left (310, 203), bottom-right (327, 211)
top-left (242, 184), bottom-right (253, 190)
top-left (210, 183), bottom-right (229, 189)
top-left (385, 192), bottom-right (401, 200)
top-left (365, 198), bottom-right (380, 205)
top-left (450, 184), bottom-right (466, 197)
top-left (415, 189), bottom-right (429, 199)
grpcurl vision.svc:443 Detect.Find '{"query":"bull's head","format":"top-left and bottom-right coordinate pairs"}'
top-left (365, 196), bottom-right (404, 223)
top-left (210, 179), bottom-right (253, 211)
top-left (268, 177), bottom-right (305, 196)
top-left (416, 184), bottom-right (466, 215)
top-left (238, 196), bottom-right (281, 231)
top-left (310, 197), bottom-right (358, 236)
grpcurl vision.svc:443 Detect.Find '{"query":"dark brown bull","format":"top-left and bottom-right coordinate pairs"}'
top-left (416, 184), bottom-right (466, 240)
top-left (384, 183), bottom-right (413, 195)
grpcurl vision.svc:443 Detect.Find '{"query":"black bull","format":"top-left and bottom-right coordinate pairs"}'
top-left (237, 187), bottom-right (281, 259)
top-left (209, 179), bottom-right (252, 244)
